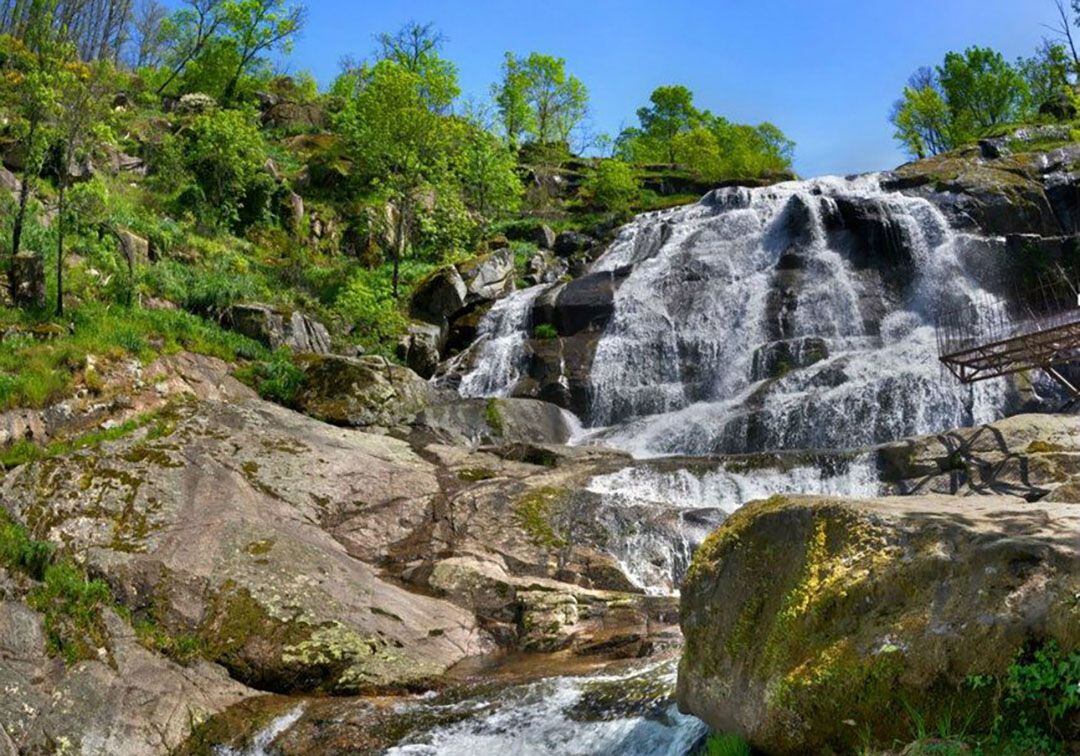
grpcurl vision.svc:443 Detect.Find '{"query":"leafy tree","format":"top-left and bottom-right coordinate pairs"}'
top-left (493, 52), bottom-right (534, 149)
top-left (218, 0), bottom-right (304, 103)
top-left (155, 0), bottom-right (225, 95)
top-left (494, 52), bottom-right (588, 145)
top-left (583, 158), bottom-right (639, 213)
top-left (374, 20), bottom-right (458, 111)
top-left (450, 119), bottom-right (522, 221)
top-left (1018, 41), bottom-right (1073, 109)
top-left (890, 78), bottom-right (953, 158)
top-left (54, 59), bottom-right (111, 315)
top-left (938, 46), bottom-right (1029, 131)
top-left (4, 0), bottom-right (64, 297)
top-left (634, 84), bottom-right (700, 162)
top-left (335, 59), bottom-right (451, 297)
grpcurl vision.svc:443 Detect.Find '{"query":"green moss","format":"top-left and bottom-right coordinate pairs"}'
top-left (1025, 440), bottom-right (1065, 454)
top-left (244, 539), bottom-right (275, 556)
top-left (485, 398), bottom-right (506, 437)
top-left (457, 467), bottom-right (496, 482)
top-left (513, 486), bottom-right (568, 549)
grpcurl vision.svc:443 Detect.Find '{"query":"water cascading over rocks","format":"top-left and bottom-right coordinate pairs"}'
top-left (459, 175), bottom-right (1013, 459)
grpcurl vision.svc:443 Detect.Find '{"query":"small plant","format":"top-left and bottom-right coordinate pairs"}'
top-left (240, 349), bottom-right (305, 406)
top-left (534, 323), bottom-right (558, 340)
top-left (700, 732), bottom-right (751, 756)
top-left (27, 561), bottom-right (112, 664)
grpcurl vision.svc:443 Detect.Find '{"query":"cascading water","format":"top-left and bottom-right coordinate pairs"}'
top-left (387, 659), bottom-right (707, 756)
top-left (458, 285), bottom-right (547, 397)
top-left (584, 174), bottom-right (1009, 457)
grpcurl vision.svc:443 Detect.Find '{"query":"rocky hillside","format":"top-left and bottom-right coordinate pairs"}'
top-left (0, 129), bottom-right (1079, 754)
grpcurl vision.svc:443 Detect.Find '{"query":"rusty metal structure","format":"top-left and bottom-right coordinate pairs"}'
top-left (936, 269), bottom-right (1080, 403)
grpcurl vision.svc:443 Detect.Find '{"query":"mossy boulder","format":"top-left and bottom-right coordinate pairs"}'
top-left (293, 354), bottom-right (442, 427)
top-left (676, 493), bottom-right (1080, 754)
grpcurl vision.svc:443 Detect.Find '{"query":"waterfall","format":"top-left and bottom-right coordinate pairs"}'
top-left (584, 174), bottom-right (1009, 457)
top-left (459, 284), bottom-right (547, 397)
top-left (387, 658), bottom-right (706, 756)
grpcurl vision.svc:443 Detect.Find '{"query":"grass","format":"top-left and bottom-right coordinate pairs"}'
top-left (0, 508), bottom-right (110, 664)
top-left (699, 733), bottom-right (751, 756)
top-left (0, 303), bottom-right (267, 412)
top-left (0, 405), bottom-right (177, 470)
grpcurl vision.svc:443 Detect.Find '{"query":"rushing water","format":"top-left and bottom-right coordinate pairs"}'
top-left (387, 659), bottom-right (707, 756)
top-left (584, 454), bottom-right (882, 592)
top-left (461, 174), bottom-right (1010, 458)
top-left (458, 285), bottom-right (547, 398)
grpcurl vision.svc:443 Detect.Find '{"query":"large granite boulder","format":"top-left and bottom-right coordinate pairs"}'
top-left (293, 354), bottom-right (440, 427)
top-left (0, 398), bottom-right (488, 695)
top-left (457, 248), bottom-right (515, 304)
top-left (224, 304), bottom-right (332, 354)
top-left (409, 266), bottom-right (468, 327)
top-left (677, 493), bottom-right (1080, 754)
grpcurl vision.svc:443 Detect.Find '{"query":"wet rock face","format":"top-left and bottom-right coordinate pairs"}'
top-left (415, 397), bottom-right (576, 447)
top-left (677, 493), bottom-right (1080, 755)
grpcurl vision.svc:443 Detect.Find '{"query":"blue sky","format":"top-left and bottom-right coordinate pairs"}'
top-left (279, 0), bottom-right (1053, 177)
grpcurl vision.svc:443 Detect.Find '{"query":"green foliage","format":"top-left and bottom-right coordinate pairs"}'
top-left (450, 119), bottom-right (523, 221)
top-left (533, 323), bottom-right (558, 340)
top-left (582, 159), bottom-right (640, 212)
top-left (891, 45), bottom-right (1037, 157)
top-left (698, 732), bottom-right (751, 756)
top-left (241, 348), bottom-right (303, 404)
top-left (0, 303), bottom-right (264, 410)
top-left (495, 52), bottom-right (588, 146)
top-left (966, 642), bottom-right (1080, 753)
top-left (0, 512), bottom-right (53, 580)
top-left (939, 47), bottom-right (1029, 132)
top-left (373, 20), bottom-right (459, 111)
top-left (28, 561), bottom-right (112, 664)
top-left (180, 108), bottom-right (273, 229)
top-left (334, 264), bottom-right (409, 349)
top-left (618, 86), bottom-right (794, 180)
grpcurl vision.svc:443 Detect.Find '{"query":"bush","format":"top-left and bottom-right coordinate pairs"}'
top-left (582, 159), bottom-right (640, 213)
top-left (181, 108), bottom-right (274, 229)
top-left (242, 349), bottom-right (304, 405)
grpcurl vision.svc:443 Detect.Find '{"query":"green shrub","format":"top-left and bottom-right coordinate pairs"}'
top-left (241, 349), bottom-right (304, 405)
top-left (968, 642), bottom-right (1080, 752)
top-left (0, 513), bottom-right (54, 580)
top-left (582, 159), bottom-right (640, 213)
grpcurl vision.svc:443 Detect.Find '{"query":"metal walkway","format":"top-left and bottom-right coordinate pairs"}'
top-left (936, 275), bottom-right (1080, 402)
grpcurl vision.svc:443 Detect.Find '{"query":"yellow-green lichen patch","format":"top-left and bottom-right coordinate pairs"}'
top-left (513, 486), bottom-right (568, 549)
top-left (282, 623), bottom-right (442, 693)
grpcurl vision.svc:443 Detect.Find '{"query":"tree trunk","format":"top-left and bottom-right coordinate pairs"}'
top-left (56, 181), bottom-right (64, 316)
top-left (392, 202), bottom-right (408, 299)
top-left (9, 117), bottom-right (35, 299)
